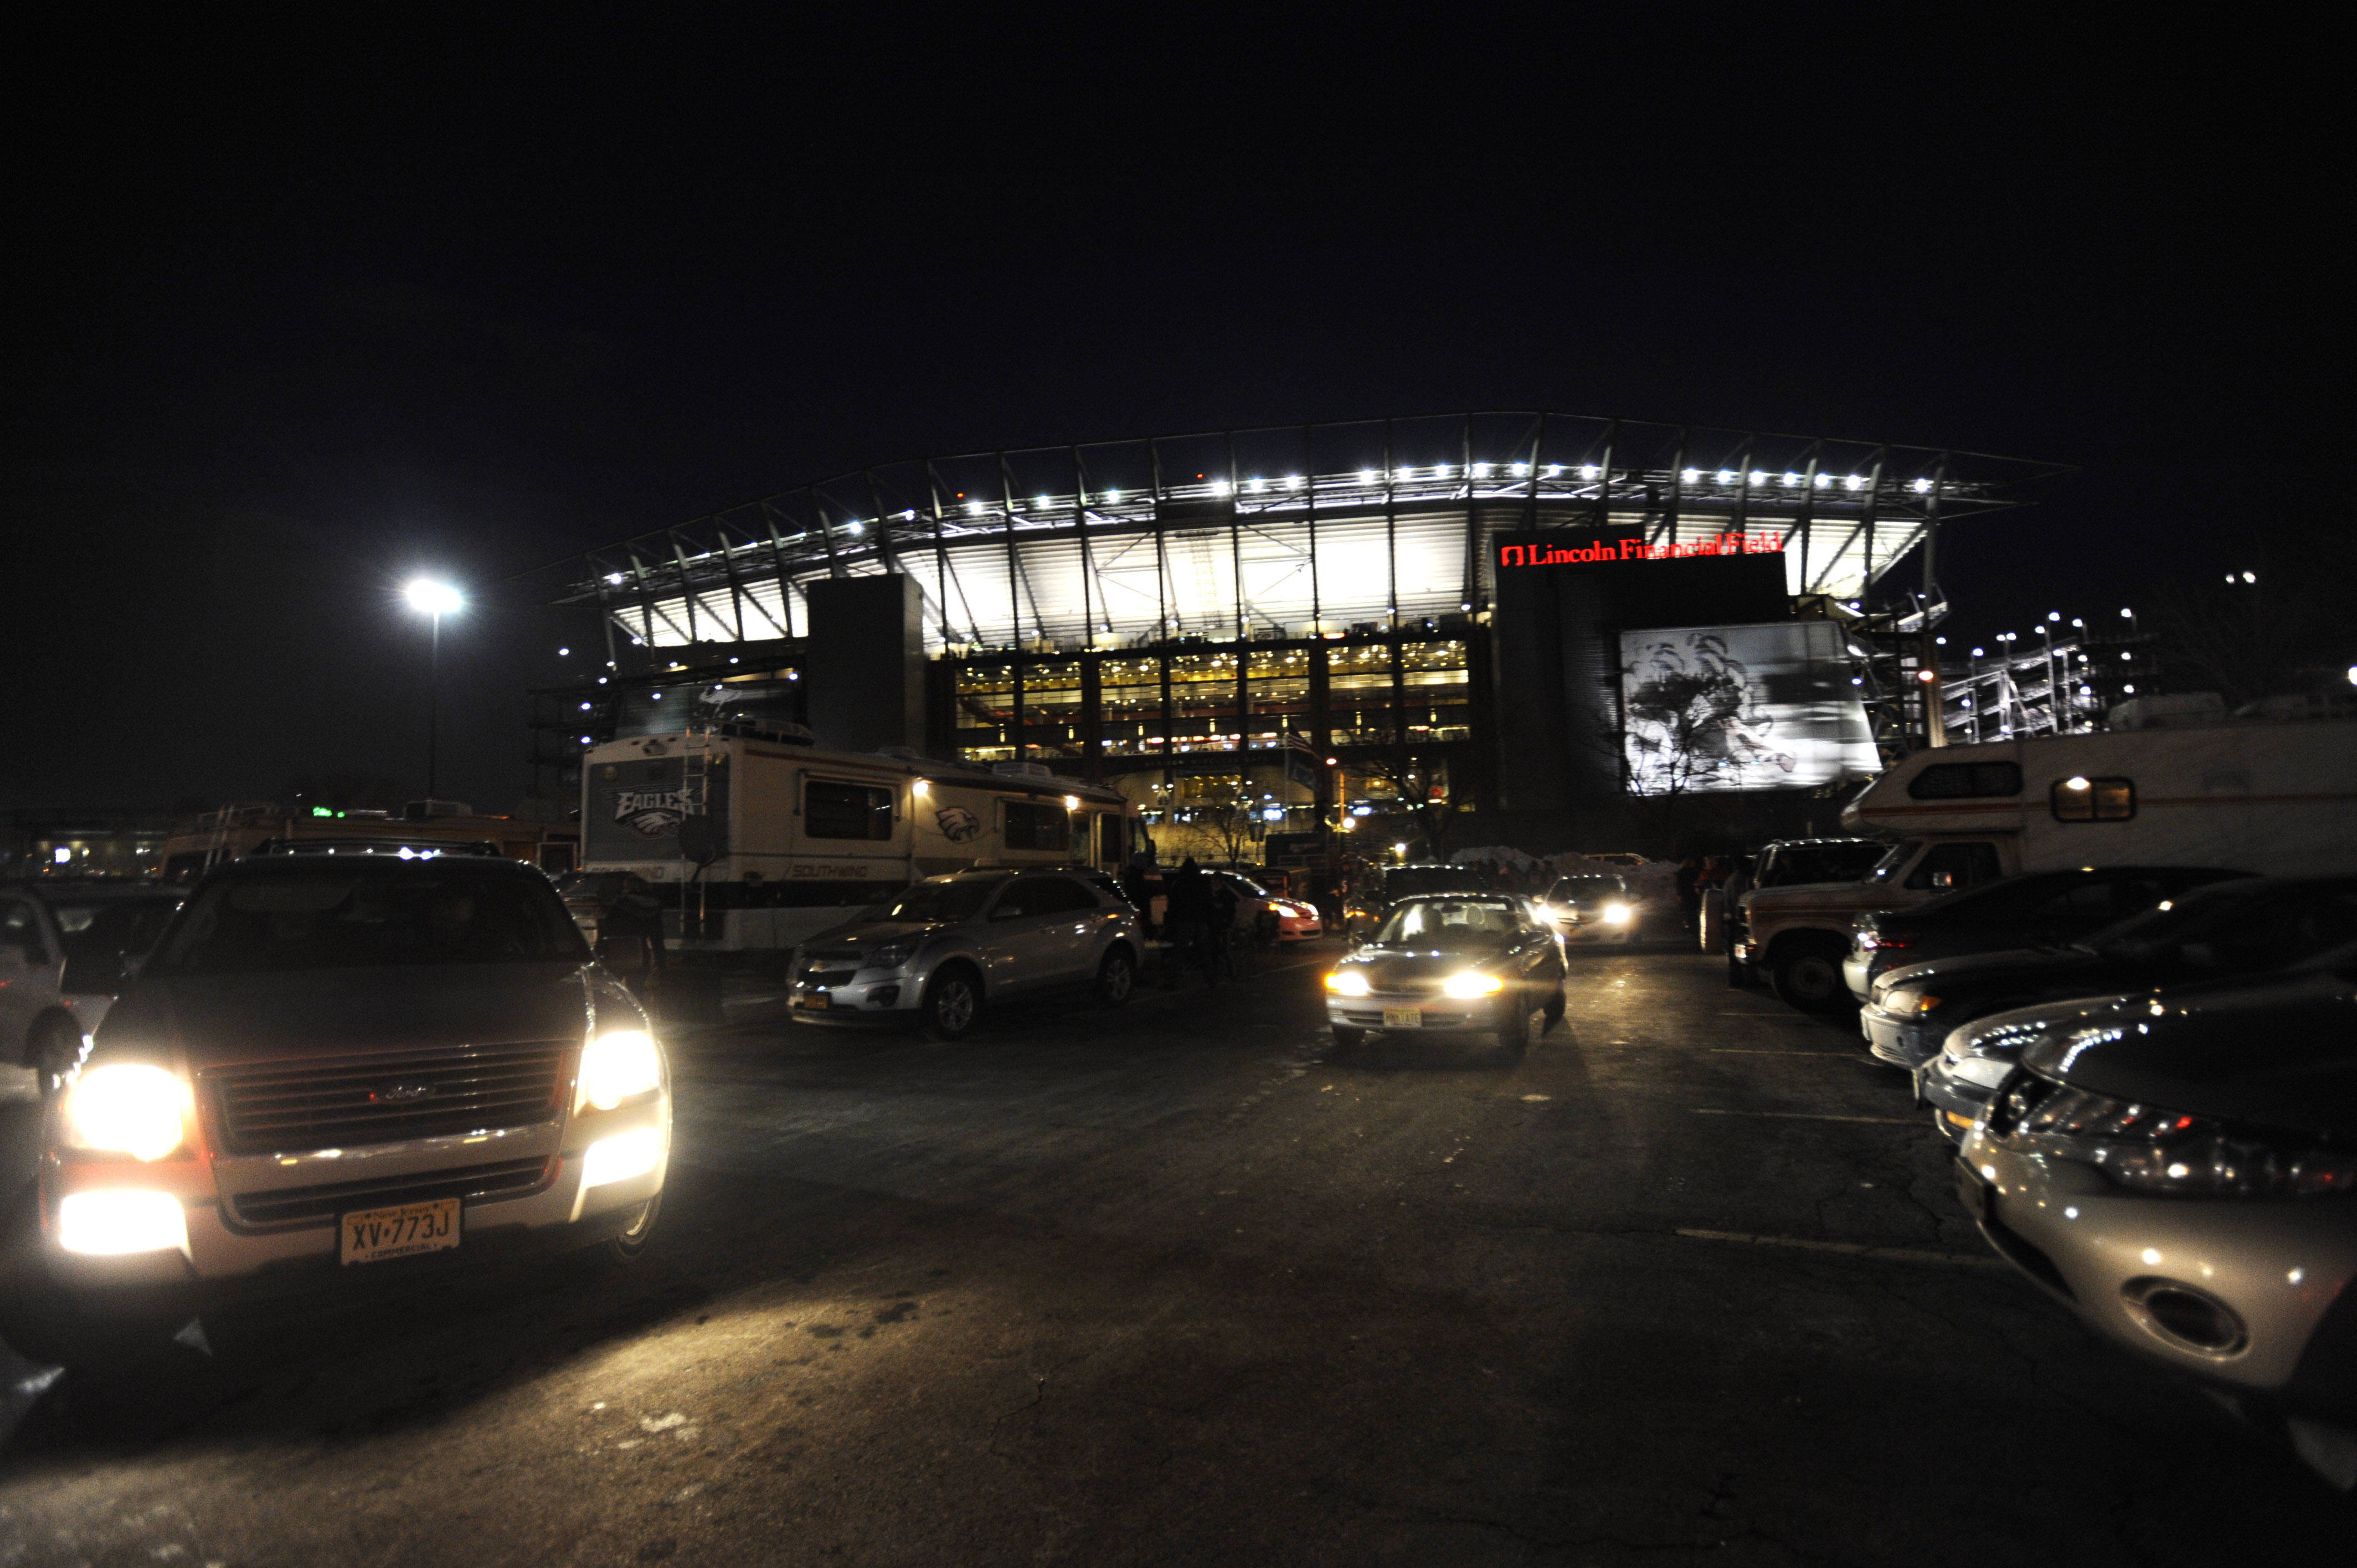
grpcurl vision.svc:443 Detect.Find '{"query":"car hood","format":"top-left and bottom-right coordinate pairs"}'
top-left (1343, 946), bottom-right (1509, 986)
top-left (802, 919), bottom-right (951, 949)
top-left (2019, 972), bottom-right (2357, 1137)
top-left (1878, 945), bottom-right (2097, 998)
top-left (98, 963), bottom-right (604, 1071)
top-left (1745, 881), bottom-right (1901, 912)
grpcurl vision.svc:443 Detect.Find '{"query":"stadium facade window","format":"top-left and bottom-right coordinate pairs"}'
top-left (1169, 652), bottom-right (1238, 754)
top-left (1245, 645), bottom-right (1311, 751)
top-left (1326, 642), bottom-right (1397, 749)
top-left (1097, 656), bottom-right (1164, 760)
top-left (1402, 640), bottom-right (1470, 744)
top-left (1022, 660), bottom-right (1084, 761)
top-left (954, 662), bottom-right (1015, 764)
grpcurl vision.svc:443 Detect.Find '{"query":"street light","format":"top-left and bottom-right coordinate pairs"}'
top-left (403, 579), bottom-right (464, 800)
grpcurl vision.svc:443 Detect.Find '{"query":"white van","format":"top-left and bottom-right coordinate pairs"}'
top-left (577, 728), bottom-right (1143, 955)
top-left (1737, 711), bottom-right (2357, 1007)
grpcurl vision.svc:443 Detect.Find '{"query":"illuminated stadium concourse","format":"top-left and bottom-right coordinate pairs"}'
top-left (525, 412), bottom-right (2066, 853)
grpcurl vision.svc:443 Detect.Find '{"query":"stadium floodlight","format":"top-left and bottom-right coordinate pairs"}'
top-left (1578, 464), bottom-right (1599, 480)
top-left (1247, 477), bottom-right (1265, 493)
top-left (1912, 477), bottom-right (1933, 492)
top-left (1471, 462), bottom-right (1490, 478)
top-left (1749, 470), bottom-right (1768, 484)
top-left (1543, 463), bottom-right (1562, 477)
top-left (1035, 494), bottom-right (1050, 508)
top-left (1284, 475), bottom-right (1301, 489)
top-left (1813, 473), bottom-right (1832, 488)
top-left (1679, 468), bottom-right (1700, 484)
top-left (1360, 469), bottom-right (1377, 484)
top-left (604, 571), bottom-right (626, 585)
top-left (1716, 469), bottom-right (1736, 484)
top-left (1843, 474), bottom-right (1864, 490)
top-left (405, 579), bottom-right (462, 618)
top-left (966, 499), bottom-right (985, 515)
top-left (1105, 487), bottom-right (1121, 502)
top-left (845, 522), bottom-right (862, 536)
top-left (1510, 462), bottom-right (1529, 476)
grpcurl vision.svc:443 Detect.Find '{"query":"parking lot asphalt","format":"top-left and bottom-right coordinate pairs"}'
top-left (0, 942), bottom-right (2347, 1565)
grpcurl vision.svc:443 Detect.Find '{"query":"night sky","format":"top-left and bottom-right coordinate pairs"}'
top-left (6, 11), bottom-right (2337, 815)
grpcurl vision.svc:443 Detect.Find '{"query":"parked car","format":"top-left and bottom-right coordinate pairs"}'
top-left (17, 852), bottom-right (668, 1361)
top-left (1843, 865), bottom-right (2251, 1002)
top-left (1861, 876), bottom-right (2357, 1086)
top-left (789, 868), bottom-right (1144, 1040)
top-left (0, 881), bottom-right (184, 1095)
top-left (1202, 869), bottom-right (1322, 943)
top-left (1956, 968), bottom-right (2357, 1487)
top-left (1535, 874), bottom-right (1638, 945)
top-left (1722, 837), bottom-right (1893, 1002)
top-left (1323, 894), bottom-right (1566, 1053)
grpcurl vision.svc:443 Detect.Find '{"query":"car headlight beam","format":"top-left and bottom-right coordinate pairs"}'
top-left (1325, 970), bottom-right (1371, 996)
top-left (1443, 972), bottom-right (1505, 998)
top-left (1602, 904), bottom-right (1631, 925)
top-left (60, 1064), bottom-right (193, 1162)
top-left (577, 1030), bottom-right (664, 1112)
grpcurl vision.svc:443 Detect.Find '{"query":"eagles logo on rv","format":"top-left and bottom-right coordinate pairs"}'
top-left (613, 788), bottom-right (688, 838)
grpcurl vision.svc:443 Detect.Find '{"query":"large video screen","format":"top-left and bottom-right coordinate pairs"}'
top-left (1617, 621), bottom-right (1880, 794)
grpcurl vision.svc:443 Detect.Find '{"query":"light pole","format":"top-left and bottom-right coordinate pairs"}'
top-left (404, 579), bottom-right (464, 801)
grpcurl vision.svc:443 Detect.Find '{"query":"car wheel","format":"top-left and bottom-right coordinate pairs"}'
top-left (601, 1192), bottom-right (663, 1265)
top-left (1097, 948), bottom-right (1136, 1007)
top-left (1329, 1025), bottom-right (1365, 1050)
top-left (922, 964), bottom-right (983, 1041)
top-left (1771, 940), bottom-right (1850, 1012)
top-left (28, 1015), bottom-right (81, 1098)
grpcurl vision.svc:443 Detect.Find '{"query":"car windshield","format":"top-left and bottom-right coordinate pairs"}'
top-left (48, 897), bottom-right (182, 964)
top-left (1546, 876), bottom-right (1623, 903)
top-left (884, 878), bottom-right (1002, 924)
top-left (2082, 884), bottom-right (2357, 961)
top-left (1862, 840), bottom-right (1923, 884)
top-left (1373, 898), bottom-right (1527, 950)
top-left (152, 869), bottom-right (588, 973)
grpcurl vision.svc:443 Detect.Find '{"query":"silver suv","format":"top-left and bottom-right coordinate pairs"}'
top-left (789, 869), bottom-right (1143, 1039)
top-left (1, 882), bottom-right (184, 1095)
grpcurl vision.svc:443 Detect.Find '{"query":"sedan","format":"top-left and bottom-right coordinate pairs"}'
top-left (1859, 876), bottom-right (2357, 1076)
top-left (1535, 874), bottom-right (1638, 946)
top-left (1843, 865), bottom-right (2249, 1003)
top-left (1324, 895), bottom-right (1565, 1052)
top-left (1957, 970), bottom-right (2357, 1487)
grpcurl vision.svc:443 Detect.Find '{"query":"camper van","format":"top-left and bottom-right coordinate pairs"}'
top-left (575, 725), bottom-right (1144, 955)
top-left (1737, 712), bottom-right (2357, 1007)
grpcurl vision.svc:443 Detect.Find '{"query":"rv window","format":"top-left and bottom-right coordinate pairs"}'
top-left (1004, 801), bottom-right (1071, 853)
top-left (1907, 762), bottom-right (2023, 800)
top-left (1905, 842), bottom-right (2003, 892)
top-left (806, 780), bottom-right (894, 840)
top-left (2051, 776), bottom-right (2135, 822)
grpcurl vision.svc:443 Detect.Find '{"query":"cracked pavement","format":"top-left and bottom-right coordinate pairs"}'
top-left (0, 945), bottom-right (2346, 1565)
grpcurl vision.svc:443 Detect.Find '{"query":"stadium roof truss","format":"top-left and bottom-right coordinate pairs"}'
top-left (519, 412), bottom-right (2068, 657)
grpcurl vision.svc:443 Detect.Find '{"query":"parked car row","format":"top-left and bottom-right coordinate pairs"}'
top-left (1825, 871), bottom-right (2357, 1489)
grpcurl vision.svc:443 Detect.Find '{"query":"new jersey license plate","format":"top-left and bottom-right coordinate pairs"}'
top-left (340, 1198), bottom-right (461, 1265)
top-left (793, 993), bottom-right (831, 1010)
top-left (1382, 1008), bottom-right (1422, 1028)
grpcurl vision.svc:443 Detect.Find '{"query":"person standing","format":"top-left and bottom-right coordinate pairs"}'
top-left (1164, 858), bottom-right (1214, 988)
top-left (1209, 874), bottom-right (1242, 981)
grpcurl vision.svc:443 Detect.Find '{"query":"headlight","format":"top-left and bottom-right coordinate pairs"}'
top-left (577, 1030), bottom-right (663, 1112)
top-left (1326, 970), bottom-right (1371, 996)
top-left (59, 1064), bottom-right (193, 1162)
top-left (868, 941), bottom-right (915, 969)
top-left (1887, 989), bottom-right (1941, 1015)
top-left (1443, 972), bottom-right (1504, 998)
top-left (1601, 904), bottom-right (1631, 925)
top-left (1989, 1072), bottom-right (2357, 1198)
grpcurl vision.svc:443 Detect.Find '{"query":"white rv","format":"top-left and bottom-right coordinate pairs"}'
top-left (576, 725), bottom-right (1144, 954)
top-left (1737, 710), bottom-right (2357, 1006)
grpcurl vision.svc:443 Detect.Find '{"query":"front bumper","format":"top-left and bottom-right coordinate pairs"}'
top-left (1956, 1133), bottom-right (2357, 1403)
top-left (1842, 952), bottom-right (1874, 1002)
top-left (1326, 989), bottom-right (1517, 1034)
top-left (1918, 1053), bottom-right (2009, 1143)
top-left (788, 963), bottom-right (922, 1023)
top-left (1555, 917), bottom-right (1633, 945)
top-left (1859, 1003), bottom-right (1939, 1067)
top-left (38, 1095), bottom-right (670, 1311)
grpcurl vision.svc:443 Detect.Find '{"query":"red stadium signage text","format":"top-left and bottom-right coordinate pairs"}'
top-left (1497, 532), bottom-right (1785, 568)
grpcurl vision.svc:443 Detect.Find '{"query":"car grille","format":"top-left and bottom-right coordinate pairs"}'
top-left (208, 1040), bottom-right (572, 1156)
top-left (225, 1156), bottom-right (555, 1228)
top-left (799, 948), bottom-right (862, 985)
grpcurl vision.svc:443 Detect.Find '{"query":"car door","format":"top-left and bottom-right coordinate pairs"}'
top-left (0, 897), bottom-right (51, 1059)
top-left (1022, 875), bottom-right (1108, 981)
top-left (974, 876), bottom-right (1069, 992)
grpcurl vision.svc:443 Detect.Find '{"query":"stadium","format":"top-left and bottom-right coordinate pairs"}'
top-left (523, 411), bottom-right (2066, 858)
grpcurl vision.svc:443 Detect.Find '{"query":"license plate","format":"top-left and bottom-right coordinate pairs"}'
top-left (1382, 1008), bottom-right (1422, 1028)
top-left (794, 993), bottom-right (830, 1010)
top-left (340, 1198), bottom-right (460, 1266)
